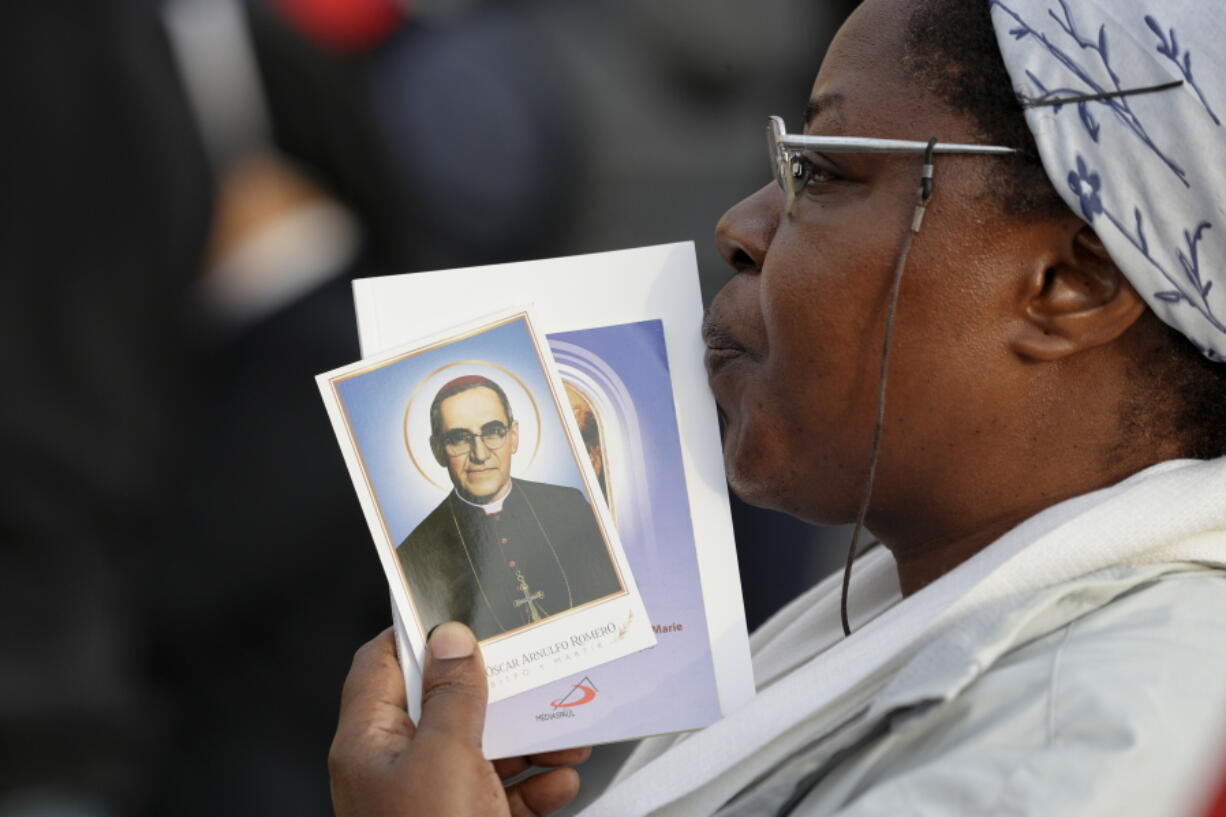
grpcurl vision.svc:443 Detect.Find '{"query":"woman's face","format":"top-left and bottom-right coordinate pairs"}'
top-left (705, 0), bottom-right (1054, 527)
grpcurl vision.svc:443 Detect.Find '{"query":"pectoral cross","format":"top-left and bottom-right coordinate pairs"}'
top-left (510, 562), bottom-right (547, 622)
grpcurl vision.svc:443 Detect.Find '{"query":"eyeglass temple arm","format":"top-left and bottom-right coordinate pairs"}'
top-left (778, 134), bottom-right (1019, 155)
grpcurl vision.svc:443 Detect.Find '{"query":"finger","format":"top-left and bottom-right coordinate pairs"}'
top-left (416, 622), bottom-right (488, 748)
top-left (494, 756), bottom-right (531, 780)
top-left (339, 629), bottom-right (408, 717)
top-left (529, 747), bottom-right (593, 768)
top-left (495, 745), bottom-right (595, 775)
top-left (331, 629), bottom-right (414, 772)
top-left (506, 768), bottom-right (581, 817)
top-left (495, 746), bottom-right (592, 780)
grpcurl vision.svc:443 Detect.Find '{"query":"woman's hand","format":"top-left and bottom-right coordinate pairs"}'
top-left (329, 623), bottom-right (591, 817)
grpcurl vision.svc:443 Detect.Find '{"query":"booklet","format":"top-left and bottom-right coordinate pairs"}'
top-left (345, 242), bottom-right (754, 757)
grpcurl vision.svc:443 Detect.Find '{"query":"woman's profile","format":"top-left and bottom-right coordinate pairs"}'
top-left (327, 0), bottom-right (1226, 814)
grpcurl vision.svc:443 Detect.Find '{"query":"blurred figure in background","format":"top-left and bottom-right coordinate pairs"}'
top-left (0, 1), bottom-right (212, 813)
top-left (149, 1), bottom-right (585, 813)
top-left (1, 0), bottom-right (854, 814)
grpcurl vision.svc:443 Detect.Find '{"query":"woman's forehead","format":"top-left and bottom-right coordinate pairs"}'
top-left (808, 0), bottom-right (973, 140)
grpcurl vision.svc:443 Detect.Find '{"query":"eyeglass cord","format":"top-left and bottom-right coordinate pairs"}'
top-left (840, 138), bottom-right (938, 638)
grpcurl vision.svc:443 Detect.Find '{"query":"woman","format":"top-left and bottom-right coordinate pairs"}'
top-left (328, 0), bottom-right (1226, 814)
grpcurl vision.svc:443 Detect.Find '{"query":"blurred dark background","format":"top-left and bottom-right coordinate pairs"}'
top-left (0, 0), bottom-right (856, 814)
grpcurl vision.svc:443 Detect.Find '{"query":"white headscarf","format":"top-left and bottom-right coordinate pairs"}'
top-left (990, 0), bottom-right (1226, 361)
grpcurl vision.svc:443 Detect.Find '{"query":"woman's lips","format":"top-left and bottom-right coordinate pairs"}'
top-left (704, 345), bottom-right (746, 376)
top-left (702, 311), bottom-right (755, 376)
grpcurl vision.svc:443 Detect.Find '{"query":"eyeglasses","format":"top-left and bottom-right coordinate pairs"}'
top-left (439, 421), bottom-right (510, 456)
top-left (767, 115), bottom-right (1020, 214)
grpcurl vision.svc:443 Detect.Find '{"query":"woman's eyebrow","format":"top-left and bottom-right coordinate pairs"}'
top-left (803, 92), bottom-right (846, 128)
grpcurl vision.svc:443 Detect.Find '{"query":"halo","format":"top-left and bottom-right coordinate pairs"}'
top-left (403, 360), bottom-right (542, 491)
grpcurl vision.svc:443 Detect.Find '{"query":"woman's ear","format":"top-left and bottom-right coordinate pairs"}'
top-left (1010, 224), bottom-right (1148, 361)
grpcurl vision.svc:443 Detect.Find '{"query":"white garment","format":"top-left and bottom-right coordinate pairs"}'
top-left (454, 483), bottom-right (511, 515)
top-left (720, 563), bottom-right (1226, 816)
top-left (580, 458), bottom-right (1226, 816)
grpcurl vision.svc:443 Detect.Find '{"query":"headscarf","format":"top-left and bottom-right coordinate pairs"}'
top-left (990, 0), bottom-right (1226, 361)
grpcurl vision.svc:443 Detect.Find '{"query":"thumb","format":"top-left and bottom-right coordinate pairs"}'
top-left (417, 622), bottom-right (489, 749)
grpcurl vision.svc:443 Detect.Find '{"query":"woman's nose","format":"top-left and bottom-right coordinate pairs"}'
top-left (714, 182), bottom-right (781, 277)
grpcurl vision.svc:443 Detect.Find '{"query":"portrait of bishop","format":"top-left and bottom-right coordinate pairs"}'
top-left (396, 375), bottom-right (623, 641)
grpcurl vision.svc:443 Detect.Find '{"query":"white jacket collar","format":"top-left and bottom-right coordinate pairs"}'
top-left (584, 458), bottom-right (1226, 817)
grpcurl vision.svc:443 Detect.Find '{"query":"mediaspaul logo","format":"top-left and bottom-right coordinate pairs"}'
top-left (535, 677), bottom-right (598, 721)
top-left (551, 677), bottom-right (598, 708)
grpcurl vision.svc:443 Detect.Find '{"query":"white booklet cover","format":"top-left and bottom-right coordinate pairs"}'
top-left (353, 242), bottom-right (754, 757)
top-left (318, 307), bottom-right (656, 703)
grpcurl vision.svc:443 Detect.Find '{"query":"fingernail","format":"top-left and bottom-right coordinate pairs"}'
top-left (429, 622), bottom-right (475, 660)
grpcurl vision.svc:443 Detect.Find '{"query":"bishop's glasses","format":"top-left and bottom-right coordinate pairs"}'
top-left (440, 421), bottom-right (511, 457)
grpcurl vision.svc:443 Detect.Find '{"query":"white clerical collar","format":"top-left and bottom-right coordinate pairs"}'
top-left (454, 482), bottom-right (513, 515)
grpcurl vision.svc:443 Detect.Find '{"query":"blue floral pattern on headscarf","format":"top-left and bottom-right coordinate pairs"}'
top-left (1067, 156), bottom-right (1104, 220)
top-left (991, 0), bottom-right (1226, 361)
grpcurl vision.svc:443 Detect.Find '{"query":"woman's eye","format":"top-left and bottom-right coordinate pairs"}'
top-left (789, 155), bottom-right (836, 188)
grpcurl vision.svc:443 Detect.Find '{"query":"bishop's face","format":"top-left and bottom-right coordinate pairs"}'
top-left (436, 386), bottom-right (519, 504)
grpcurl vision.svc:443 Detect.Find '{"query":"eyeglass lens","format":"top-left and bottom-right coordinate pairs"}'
top-left (767, 121), bottom-right (800, 212)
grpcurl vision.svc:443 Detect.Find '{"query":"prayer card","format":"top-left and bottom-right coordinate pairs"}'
top-left (318, 308), bottom-right (656, 702)
top-left (336, 242), bottom-right (753, 756)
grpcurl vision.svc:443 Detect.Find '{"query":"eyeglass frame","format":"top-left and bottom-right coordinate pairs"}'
top-left (437, 421), bottom-right (513, 457)
top-left (767, 115), bottom-right (1021, 214)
